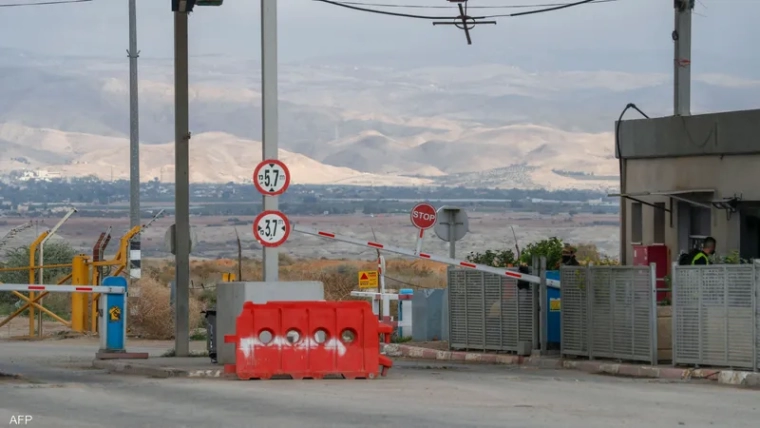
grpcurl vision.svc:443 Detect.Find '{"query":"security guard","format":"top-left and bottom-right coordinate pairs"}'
top-left (556, 244), bottom-right (580, 268)
top-left (691, 236), bottom-right (716, 265)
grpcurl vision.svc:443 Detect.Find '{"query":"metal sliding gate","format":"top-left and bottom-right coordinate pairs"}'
top-left (447, 267), bottom-right (534, 353)
top-left (560, 265), bottom-right (658, 365)
top-left (672, 264), bottom-right (759, 370)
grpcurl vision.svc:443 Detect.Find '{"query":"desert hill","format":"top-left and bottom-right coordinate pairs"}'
top-left (1, 53), bottom-right (758, 189)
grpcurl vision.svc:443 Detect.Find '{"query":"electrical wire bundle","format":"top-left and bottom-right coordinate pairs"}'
top-left (312, 0), bottom-right (619, 44)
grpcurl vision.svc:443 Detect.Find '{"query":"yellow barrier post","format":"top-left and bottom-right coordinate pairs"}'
top-left (28, 231), bottom-right (49, 336)
top-left (70, 254), bottom-right (89, 333)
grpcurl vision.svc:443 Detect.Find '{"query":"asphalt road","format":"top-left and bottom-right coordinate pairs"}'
top-left (1, 342), bottom-right (759, 428)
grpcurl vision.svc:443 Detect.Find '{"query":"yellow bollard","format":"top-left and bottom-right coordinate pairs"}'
top-left (70, 255), bottom-right (89, 333)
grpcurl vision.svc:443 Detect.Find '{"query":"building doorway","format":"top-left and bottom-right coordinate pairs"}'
top-left (740, 207), bottom-right (760, 260)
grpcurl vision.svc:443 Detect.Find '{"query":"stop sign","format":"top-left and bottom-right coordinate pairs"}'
top-left (410, 203), bottom-right (437, 230)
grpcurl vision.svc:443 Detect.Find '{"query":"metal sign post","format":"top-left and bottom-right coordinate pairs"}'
top-left (261, 0), bottom-right (280, 281)
top-left (433, 206), bottom-right (469, 259)
top-left (410, 202), bottom-right (437, 255)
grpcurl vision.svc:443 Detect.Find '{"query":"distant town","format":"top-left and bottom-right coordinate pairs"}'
top-left (0, 171), bottom-right (619, 220)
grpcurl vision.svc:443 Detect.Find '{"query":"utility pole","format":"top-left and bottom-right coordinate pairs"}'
top-left (673, 0), bottom-right (694, 116)
top-left (128, 0), bottom-right (142, 280)
top-left (173, 7), bottom-right (191, 357)
top-left (261, 0), bottom-right (279, 282)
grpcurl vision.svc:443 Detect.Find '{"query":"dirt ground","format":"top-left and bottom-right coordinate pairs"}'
top-left (0, 315), bottom-right (71, 339)
top-left (1, 212), bottom-right (619, 261)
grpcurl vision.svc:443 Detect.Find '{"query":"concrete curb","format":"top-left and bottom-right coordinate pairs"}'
top-left (92, 359), bottom-right (225, 379)
top-left (384, 344), bottom-right (760, 388)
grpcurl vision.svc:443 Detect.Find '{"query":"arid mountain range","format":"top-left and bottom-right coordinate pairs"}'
top-left (1, 50), bottom-right (758, 189)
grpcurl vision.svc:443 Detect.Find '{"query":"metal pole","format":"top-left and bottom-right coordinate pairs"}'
top-left (650, 263), bottom-right (659, 365)
top-left (37, 208), bottom-right (77, 336)
top-left (674, 0), bottom-right (693, 116)
top-left (128, 0), bottom-right (142, 281)
top-left (261, 0), bottom-right (279, 282)
top-left (173, 10), bottom-right (191, 357)
top-left (539, 256), bottom-right (548, 354)
top-left (531, 255), bottom-right (539, 352)
top-left (448, 211), bottom-right (456, 259)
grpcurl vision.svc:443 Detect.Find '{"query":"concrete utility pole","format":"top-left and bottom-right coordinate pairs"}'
top-left (673, 0), bottom-right (694, 116)
top-left (173, 9), bottom-right (191, 357)
top-left (261, 0), bottom-right (280, 281)
top-left (128, 0), bottom-right (142, 280)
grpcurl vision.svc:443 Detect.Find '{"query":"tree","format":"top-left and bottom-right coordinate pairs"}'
top-left (0, 242), bottom-right (77, 304)
top-left (466, 249), bottom-right (516, 267)
top-left (519, 237), bottom-right (565, 268)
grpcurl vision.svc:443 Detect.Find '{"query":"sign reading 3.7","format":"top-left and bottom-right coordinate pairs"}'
top-left (253, 210), bottom-right (291, 247)
top-left (253, 159), bottom-right (291, 196)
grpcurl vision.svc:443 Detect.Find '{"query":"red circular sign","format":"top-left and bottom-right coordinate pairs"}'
top-left (253, 159), bottom-right (291, 196)
top-left (252, 210), bottom-right (291, 248)
top-left (410, 203), bottom-right (437, 230)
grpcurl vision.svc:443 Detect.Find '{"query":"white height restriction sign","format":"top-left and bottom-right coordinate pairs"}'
top-left (252, 210), bottom-right (291, 247)
top-left (253, 159), bottom-right (291, 196)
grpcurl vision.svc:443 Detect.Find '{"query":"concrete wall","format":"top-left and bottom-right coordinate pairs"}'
top-left (617, 108), bottom-right (760, 159)
top-left (622, 154), bottom-right (760, 264)
top-left (216, 281), bottom-right (324, 365)
top-left (617, 107), bottom-right (760, 264)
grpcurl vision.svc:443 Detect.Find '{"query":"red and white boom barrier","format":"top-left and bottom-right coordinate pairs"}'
top-left (292, 225), bottom-right (560, 289)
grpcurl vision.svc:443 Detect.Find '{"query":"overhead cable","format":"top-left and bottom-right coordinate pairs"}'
top-left (312, 0), bottom-right (618, 20)
top-left (336, 0), bottom-right (617, 10)
top-left (0, 0), bottom-right (92, 7)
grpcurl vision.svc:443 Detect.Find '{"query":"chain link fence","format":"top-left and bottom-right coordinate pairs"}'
top-left (560, 265), bottom-right (658, 364)
top-left (447, 267), bottom-right (534, 353)
top-left (672, 264), bottom-right (759, 370)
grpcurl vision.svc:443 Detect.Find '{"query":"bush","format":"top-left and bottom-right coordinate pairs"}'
top-left (519, 237), bottom-right (565, 268)
top-left (0, 242), bottom-right (77, 305)
top-left (466, 249), bottom-right (516, 267)
top-left (129, 278), bottom-right (203, 340)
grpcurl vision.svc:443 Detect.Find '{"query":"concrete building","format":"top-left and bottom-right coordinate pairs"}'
top-left (613, 108), bottom-right (760, 265)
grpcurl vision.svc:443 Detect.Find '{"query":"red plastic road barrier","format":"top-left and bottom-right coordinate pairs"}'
top-left (224, 301), bottom-right (394, 380)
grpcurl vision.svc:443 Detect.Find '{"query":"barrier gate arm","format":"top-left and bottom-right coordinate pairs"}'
top-left (292, 225), bottom-right (560, 288)
top-left (0, 284), bottom-right (126, 294)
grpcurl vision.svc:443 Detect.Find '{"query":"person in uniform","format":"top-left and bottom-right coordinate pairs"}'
top-left (691, 236), bottom-right (716, 265)
top-left (558, 244), bottom-right (580, 268)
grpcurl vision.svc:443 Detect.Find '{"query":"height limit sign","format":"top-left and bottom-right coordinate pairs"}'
top-left (252, 159), bottom-right (292, 248)
top-left (253, 210), bottom-right (291, 247)
top-left (254, 159), bottom-right (291, 196)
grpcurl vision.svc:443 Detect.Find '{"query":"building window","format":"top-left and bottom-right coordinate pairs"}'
top-left (631, 202), bottom-right (643, 243)
top-left (688, 206), bottom-right (711, 249)
top-left (653, 202), bottom-right (666, 244)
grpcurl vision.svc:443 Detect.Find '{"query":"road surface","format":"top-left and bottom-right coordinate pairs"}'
top-left (1, 341), bottom-right (758, 428)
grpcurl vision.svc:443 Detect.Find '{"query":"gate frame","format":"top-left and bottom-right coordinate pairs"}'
top-left (293, 225), bottom-right (557, 353)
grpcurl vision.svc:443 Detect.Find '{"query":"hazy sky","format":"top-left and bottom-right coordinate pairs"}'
top-left (0, 0), bottom-right (756, 75)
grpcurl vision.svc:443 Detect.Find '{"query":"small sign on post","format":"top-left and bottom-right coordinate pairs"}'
top-left (358, 270), bottom-right (379, 289)
top-left (410, 202), bottom-right (437, 255)
top-left (253, 159), bottom-right (291, 196)
top-left (252, 210), bottom-right (291, 248)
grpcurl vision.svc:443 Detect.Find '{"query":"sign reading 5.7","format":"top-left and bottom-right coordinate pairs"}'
top-left (253, 159), bottom-right (291, 196)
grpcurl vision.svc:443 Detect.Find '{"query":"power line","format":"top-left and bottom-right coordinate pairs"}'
top-left (0, 0), bottom-right (92, 8)
top-left (337, 0), bottom-right (617, 10)
top-left (312, 0), bottom-right (618, 20)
